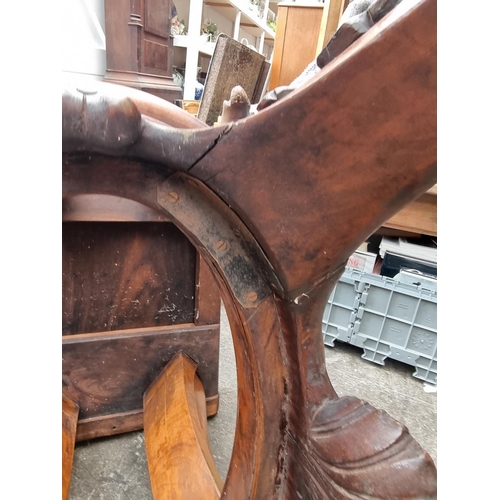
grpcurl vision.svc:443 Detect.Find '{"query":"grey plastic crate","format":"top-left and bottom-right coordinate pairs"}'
top-left (321, 268), bottom-right (366, 347)
top-left (322, 268), bottom-right (437, 384)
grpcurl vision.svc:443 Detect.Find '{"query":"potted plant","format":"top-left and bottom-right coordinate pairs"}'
top-left (201, 19), bottom-right (218, 43)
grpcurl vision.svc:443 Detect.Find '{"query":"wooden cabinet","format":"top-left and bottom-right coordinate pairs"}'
top-left (103, 0), bottom-right (183, 102)
top-left (270, 1), bottom-right (324, 88)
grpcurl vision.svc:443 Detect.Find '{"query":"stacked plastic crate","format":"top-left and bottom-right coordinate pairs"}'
top-left (322, 268), bottom-right (437, 384)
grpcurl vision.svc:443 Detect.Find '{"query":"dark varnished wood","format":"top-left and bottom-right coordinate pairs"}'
top-left (62, 0), bottom-right (437, 497)
top-left (62, 99), bottom-right (221, 440)
top-left (62, 221), bottom-right (196, 334)
top-left (103, 0), bottom-right (182, 102)
top-left (191, 0), bottom-right (436, 298)
top-left (195, 253), bottom-right (221, 326)
top-left (74, 393), bottom-right (220, 442)
top-left (63, 0), bottom-right (436, 299)
top-left (144, 353), bottom-right (223, 499)
top-left (62, 324), bottom-right (220, 437)
top-left (62, 395), bottom-right (79, 500)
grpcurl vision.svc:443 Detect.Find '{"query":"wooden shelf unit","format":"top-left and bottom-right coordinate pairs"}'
top-left (174, 0), bottom-right (277, 99)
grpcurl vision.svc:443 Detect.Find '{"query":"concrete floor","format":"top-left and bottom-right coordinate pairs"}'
top-left (68, 303), bottom-right (437, 499)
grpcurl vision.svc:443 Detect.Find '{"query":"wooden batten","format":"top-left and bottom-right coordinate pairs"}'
top-left (62, 395), bottom-right (79, 500)
top-left (144, 352), bottom-right (223, 499)
top-left (195, 253), bottom-right (221, 326)
top-left (383, 187), bottom-right (437, 236)
top-left (62, 194), bottom-right (172, 222)
top-left (63, 324), bottom-right (220, 440)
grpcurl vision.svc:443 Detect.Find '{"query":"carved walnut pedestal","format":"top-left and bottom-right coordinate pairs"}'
top-left (62, 0), bottom-right (437, 497)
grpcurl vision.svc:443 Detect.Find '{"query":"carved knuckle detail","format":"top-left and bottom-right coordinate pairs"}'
top-left (308, 396), bottom-right (437, 499)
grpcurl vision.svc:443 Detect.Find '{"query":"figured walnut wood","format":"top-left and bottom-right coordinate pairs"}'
top-left (144, 352), bottom-right (223, 499)
top-left (62, 0), bottom-right (437, 497)
top-left (62, 221), bottom-right (196, 334)
top-left (62, 395), bottom-right (79, 500)
top-left (62, 324), bottom-right (220, 428)
top-left (62, 106), bottom-right (221, 438)
top-left (195, 253), bottom-right (221, 326)
top-left (192, 0), bottom-right (437, 299)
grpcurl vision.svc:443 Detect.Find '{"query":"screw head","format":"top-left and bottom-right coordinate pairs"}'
top-left (246, 291), bottom-right (258, 302)
top-left (215, 240), bottom-right (227, 252)
top-left (167, 191), bottom-right (179, 203)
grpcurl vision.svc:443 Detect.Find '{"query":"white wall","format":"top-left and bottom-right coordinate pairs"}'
top-left (62, 0), bottom-right (107, 85)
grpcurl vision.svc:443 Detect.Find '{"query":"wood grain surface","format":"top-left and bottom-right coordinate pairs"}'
top-left (62, 105), bottom-right (221, 440)
top-left (144, 352), bottom-right (223, 499)
top-left (62, 221), bottom-right (196, 335)
top-left (62, 324), bottom-right (219, 424)
top-left (191, 0), bottom-right (437, 298)
top-left (62, 395), bottom-right (79, 500)
top-left (383, 189), bottom-right (437, 236)
top-left (61, 0), bottom-right (437, 496)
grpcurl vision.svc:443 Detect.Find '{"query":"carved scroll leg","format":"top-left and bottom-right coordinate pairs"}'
top-left (62, 395), bottom-right (79, 500)
top-left (143, 352), bottom-right (223, 500)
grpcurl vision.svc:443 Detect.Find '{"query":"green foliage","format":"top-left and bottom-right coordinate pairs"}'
top-left (202, 18), bottom-right (218, 42)
top-left (267, 19), bottom-right (276, 32)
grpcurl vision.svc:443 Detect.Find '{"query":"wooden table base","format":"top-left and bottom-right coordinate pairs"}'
top-left (62, 0), bottom-right (437, 496)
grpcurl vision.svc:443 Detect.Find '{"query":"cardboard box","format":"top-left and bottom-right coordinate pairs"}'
top-left (347, 250), bottom-right (377, 273)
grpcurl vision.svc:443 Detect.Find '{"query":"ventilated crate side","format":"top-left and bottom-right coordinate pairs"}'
top-left (323, 269), bottom-right (437, 384)
top-left (321, 269), bottom-right (364, 347)
top-left (353, 273), bottom-right (437, 384)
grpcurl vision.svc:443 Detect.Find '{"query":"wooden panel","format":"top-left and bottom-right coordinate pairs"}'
top-left (195, 253), bottom-right (221, 326)
top-left (144, 0), bottom-right (171, 37)
top-left (269, 5), bottom-right (288, 90)
top-left (144, 353), bottom-right (223, 500)
top-left (75, 394), bottom-right (220, 441)
top-left (62, 324), bottom-right (220, 422)
top-left (104, 0), bottom-right (137, 73)
top-left (280, 6), bottom-right (323, 86)
top-left (103, 0), bottom-right (181, 102)
top-left (62, 221), bottom-right (196, 335)
top-left (270, 5), bottom-right (324, 88)
top-left (62, 395), bottom-right (79, 500)
top-left (144, 39), bottom-right (171, 72)
top-left (383, 191), bottom-right (437, 236)
top-left (77, 408), bottom-right (145, 442)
